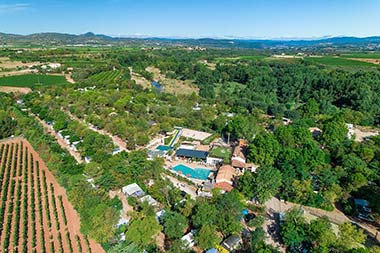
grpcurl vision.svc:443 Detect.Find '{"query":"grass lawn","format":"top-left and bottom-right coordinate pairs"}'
top-left (210, 146), bottom-right (232, 163)
top-left (0, 74), bottom-right (68, 88)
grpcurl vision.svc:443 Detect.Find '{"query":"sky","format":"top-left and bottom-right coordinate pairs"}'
top-left (0, 0), bottom-right (380, 38)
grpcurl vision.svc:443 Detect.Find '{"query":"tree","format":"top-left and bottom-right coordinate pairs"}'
top-left (125, 215), bottom-right (162, 249)
top-left (320, 117), bottom-right (348, 145)
top-left (167, 239), bottom-right (190, 253)
top-left (162, 211), bottom-right (187, 239)
top-left (307, 217), bottom-right (337, 252)
top-left (251, 227), bottom-right (280, 253)
top-left (0, 110), bottom-right (16, 139)
top-left (248, 134), bottom-right (280, 165)
top-left (254, 166), bottom-right (282, 203)
top-left (195, 225), bottom-right (221, 250)
top-left (191, 202), bottom-right (218, 228)
top-left (337, 222), bottom-right (366, 251)
top-left (215, 191), bottom-right (243, 235)
top-left (237, 171), bottom-right (255, 198)
top-left (281, 208), bottom-right (307, 250)
top-left (303, 98), bottom-right (319, 117)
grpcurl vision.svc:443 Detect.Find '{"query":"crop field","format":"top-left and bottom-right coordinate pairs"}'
top-left (89, 70), bottom-right (124, 83)
top-left (0, 74), bottom-right (69, 88)
top-left (0, 138), bottom-right (103, 253)
top-left (340, 53), bottom-right (380, 59)
top-left (303, 56), bottom-right (377, 67)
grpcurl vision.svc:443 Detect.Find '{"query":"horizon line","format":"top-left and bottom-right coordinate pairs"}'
top-left (2, 31), bottom-right (380, 41)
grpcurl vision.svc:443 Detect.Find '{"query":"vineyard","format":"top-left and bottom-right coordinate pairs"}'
top-left (89, 70), bottom-right (124, 83)
top-left (0, 138), bottom-right (104, 253)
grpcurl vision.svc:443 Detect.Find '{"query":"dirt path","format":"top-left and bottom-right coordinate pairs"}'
top-left (64, 109), bottom-right (130, 152)
top-left (65, 73), bottom-right (75, 84)
top-left (162, 173), bottom-right (197, 199)
top-left (109, 190), bottom-right (133, 221)
top-left (33, 114), bottom-right (83, 163)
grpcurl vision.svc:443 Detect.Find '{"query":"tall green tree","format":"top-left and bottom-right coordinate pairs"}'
top-left (162, 211), bottom-right (187, 239)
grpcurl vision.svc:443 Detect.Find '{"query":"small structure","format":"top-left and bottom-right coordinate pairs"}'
top-left (221, 235), bottom-right (242, 252)
top-left (207, 156), bottom-right (224, 166)
top-left (215, 165), bottom-right (235, 192)
top-left (140, 195), bottom-right (158, 206)
top-left (309, 127), bottom-right (322, 138)
top-left (181, 231), bottom-right (195, 248)
top-left (122, 183), bottom-right (145, 198)
top-left (205, 248), bottom-right (219, 253)
top-left (84, 156), bottom-right (92, 164)
top-left (116, 217), bottom-right (129, 227)
top-left (354, 199), bottom-right (371, 213)
top-left (176, 148), bottom-right (209, 161)
top-left (112, 148), bottom-right (122, 155)
top-left (231, 140), bottom-right (247, 170)
top-left (346, 123), bottom-right (355, 139)
top-left (156, 210), bottom-right (166, 223)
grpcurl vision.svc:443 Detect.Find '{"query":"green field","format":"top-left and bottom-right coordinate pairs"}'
top-left (0, 74), bottom-right (69, 88)
top-left (340, 53), bottom-right (380, 59)
top-left (304, 56), bottom-right (377, 67)
top-left (209, 146), bottom-right (232, 163)
top-left (89, 70), bottom-right (125, 83)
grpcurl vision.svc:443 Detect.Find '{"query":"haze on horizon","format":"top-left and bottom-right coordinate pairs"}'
top-left (0, 0), bottom-right (379, 39)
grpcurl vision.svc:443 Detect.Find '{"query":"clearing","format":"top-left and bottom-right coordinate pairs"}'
top-left (0, 86), bottom-right (32, 94)
top-left (0, 57), bottom-right (39, 70)
top-left (146, 66), bottom-right (199, 95)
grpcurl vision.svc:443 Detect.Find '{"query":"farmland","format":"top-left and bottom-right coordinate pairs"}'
top-left (88, 70), bottom-right (124, 83)
top-left (303, 56), bottom-right (378, 67)
top-left (0, 74), bottom-right (69, 88)
top-left (0, 138), bottom-right (103, 253)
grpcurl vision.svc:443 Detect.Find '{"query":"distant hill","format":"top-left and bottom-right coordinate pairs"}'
top-left (1, 32), bottom-right (380, 50)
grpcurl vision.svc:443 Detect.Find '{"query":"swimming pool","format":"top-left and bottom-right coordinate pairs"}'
top-left (156, 145), bottom-right (171, 151)
top-left (172, 164), bottom-right (212, 180)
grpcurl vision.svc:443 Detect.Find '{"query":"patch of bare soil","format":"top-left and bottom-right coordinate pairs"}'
top-left (0, 69), bottom-right (38, 77)
top-left (0, 86), bottom-right (32, 94)
top-left (0, 57), bottom-right (40, 69)
top-left (348, 58), bottom-right (380, 65)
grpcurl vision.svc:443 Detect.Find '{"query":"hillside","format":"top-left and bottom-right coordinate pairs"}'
top-left (1, 32), bottom-right (380, 50)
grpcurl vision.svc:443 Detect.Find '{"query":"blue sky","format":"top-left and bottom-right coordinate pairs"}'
top-left (0, 0), bottom-right (379, 38)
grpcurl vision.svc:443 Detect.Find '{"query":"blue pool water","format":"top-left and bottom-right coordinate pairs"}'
top-left (156, 145), bottom-right (171, 151)
top-left (172, 164), bottom-right (211, 180)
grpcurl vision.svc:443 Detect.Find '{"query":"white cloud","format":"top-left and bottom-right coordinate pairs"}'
top-left (0, 3), bottom-right (30, 13)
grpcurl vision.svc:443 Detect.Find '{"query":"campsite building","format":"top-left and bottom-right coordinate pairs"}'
top-left (122, 183), bottom-right (145, 198)
top-left (215, 165), bottom-right (236, 192)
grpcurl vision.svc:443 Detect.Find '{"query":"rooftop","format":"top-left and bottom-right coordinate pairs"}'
top-left (122, 183), bottom-right (145, 197)
top-left (176, 148), bottom-right (209, 160)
